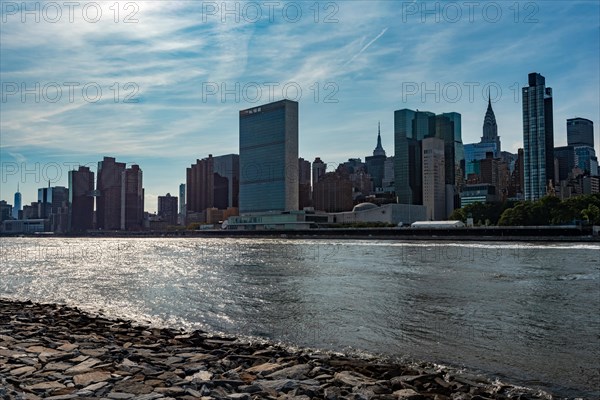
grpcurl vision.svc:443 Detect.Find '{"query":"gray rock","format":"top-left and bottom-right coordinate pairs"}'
top-left (266, 363), bottom-right (311, 380)
top-left (334, 371), bottom-right (377, 387)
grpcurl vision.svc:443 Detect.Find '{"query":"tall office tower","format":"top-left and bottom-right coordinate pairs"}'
top-left (187, 155), bottom-right (215, 214)
top-left (422, 137), bottom-right (446, 220)
top-left (298, 158), bottom-right (311, 209)
top-left (567, 118), bottom-right (594, 147)
top-left (97, 156), bottom-right (126, 230)
top-left (312, 157), bottom-right (327, 188)
top-left (158, 193), bottom-right (178, 226)
top-left (13, 185), bottom-right (21, 219)
top-left (481, 95), bottom-right (501, 157)
top-left (37, 185), bottom-right (51, 219)
top-left (522, 72), bottom-right (555, 200)
top-left (68, 166), bottom-right (94, 232)
top-left (441, 112), bottom-right (464, 178)
top-left (435, 113), bottom-right (463, 211)
top-left (239, 100), bottom-right (299, 214)
top-left (179, 183), bottom-right (186, 216)
top-left (394, 109), bottom-right (436, 204)
top-left (366, 122), bottom-right (387, 190)
top-left (213, 154), bottom-right (240, 208)
top-left (121, 164), bottom-right (144, 231)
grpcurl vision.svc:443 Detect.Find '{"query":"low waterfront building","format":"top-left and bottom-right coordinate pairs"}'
top-left (1, 219), bottom-right (49, 233)
top-left (330, 203), bottom-right (426, 225)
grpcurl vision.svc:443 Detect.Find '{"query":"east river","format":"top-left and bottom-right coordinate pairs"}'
top-left (0, 237), bottom-right (598, 397)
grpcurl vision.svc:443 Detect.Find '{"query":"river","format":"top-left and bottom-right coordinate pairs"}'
top-left (0, 237), bottom-right (598, 397)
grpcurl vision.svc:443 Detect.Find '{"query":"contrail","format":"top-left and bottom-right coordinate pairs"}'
top-left (345, 27), bottom-right (389, 66)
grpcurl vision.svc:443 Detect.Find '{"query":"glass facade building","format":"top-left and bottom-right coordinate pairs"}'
top-left (567, 117), bottom-right (594, 147)
top-left (239, 100), bottom-right (298, 214)
top-left (464, 142), bottom-right (497, 177)
top-left (522, 73), bottom-right (554, 201)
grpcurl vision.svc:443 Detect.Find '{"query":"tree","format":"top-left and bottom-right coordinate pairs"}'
top-left (581, 204), bottom-right (600, 225)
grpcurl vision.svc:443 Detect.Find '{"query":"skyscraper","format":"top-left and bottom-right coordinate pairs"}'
top-left (158, 193), bottom-right (178, 226)
top-left (365, 122), bottom-right (387, 191)
top-left (567, 117), bottom-right (594, 147)
top-left (422, 137), bottom-right (446, 220)
top-left (179, 183), bottom-right (186, 218)
top-left (12, 185), bottom-right (21, 219)
top-left (97, 156), bottom-right (126, 230)
top-left (522, 72), bottom-right (554, 200)
top-left (213, 154), bottom-right (240, 208)
top-left (481, 94), bottom-right (501, 157)
top-left (394, 108), bottom-right (421, 204)
top-left (68, 166), bottom-right (94, 232)
top-left (187, 155), bottom-right (215, 214)
top-left (239, 99), bottom-right (299, 214)
top-left (312, 157), bottom-right (327, 189)
top-left (121, 164), bottom-right (144, 231)
top-left (298, 157), bottom-right (311, 209)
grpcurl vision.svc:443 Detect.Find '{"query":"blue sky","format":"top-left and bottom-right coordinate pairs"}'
top-left (1, 0), bottom-right (599, 212)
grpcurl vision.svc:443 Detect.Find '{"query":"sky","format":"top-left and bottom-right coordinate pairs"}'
top-left (1, 0), bottom-right (599, 212)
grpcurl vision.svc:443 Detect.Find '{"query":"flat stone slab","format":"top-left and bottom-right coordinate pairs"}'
top-left (73, 370), bottom-right (111, 386)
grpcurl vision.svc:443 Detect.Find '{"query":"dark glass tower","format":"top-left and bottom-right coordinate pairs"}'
top-left (567, 118), bottom-right (594, 147)
top-left (97, 157), bottom-right (126, 230)
top-left (522, 72), bottom-right (554, 200)
top-left (121, 164), bottom-right (144, 231)
top-left (68, 166), bottom-right (94, 232)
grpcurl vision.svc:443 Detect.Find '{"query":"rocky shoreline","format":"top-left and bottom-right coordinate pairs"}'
top-left (1, 299), bottom-right (553, 400)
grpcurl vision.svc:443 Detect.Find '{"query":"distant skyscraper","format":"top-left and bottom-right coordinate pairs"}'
top-left (522, 72), bottom-right (554, 200)
top-left (394, 108), bottom-right (422, 204)
top-left (121, 164), bottom-right (144, 231)
top-left (435, 112), bottom-right (463, 214)
top-left (567, 117), bottom-right (594, 147)
top-left (298, 158), bottom-right (311, 209)
top-left (158, 193), bottom-right (178, 226)
top-left (213, 154), bottom-right (240, 208)
top-left (179, 184), bottom-right (186, 216)
top-left (187, 155), bottom-right (215, 214)
top-left (13, 184), bottom-right (21, 219)
top-left (422, 137), bottom-right (446, 220)
top-left (373, 122), bottom-right (386, 157)
top-left (312, 157), bottom-right (327, 189)
top-left (239, 100), bottom-right (299, 214)
top-left (68, 166), bottom-right (94, 232)
top-left (37, 184), bottom-right (52, 219)
top-left (366, 122), bottom-right (387, 190)
top-left (481, 94), bottom-right (501, 157)
top-left (97, 156), bottom-right (126, 230)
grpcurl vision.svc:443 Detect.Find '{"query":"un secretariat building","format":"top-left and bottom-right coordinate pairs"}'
top-left (239, 100), bottom-right (299, 214)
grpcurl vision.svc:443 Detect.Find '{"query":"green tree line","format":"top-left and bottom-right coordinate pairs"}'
top-left (449, 194), bottom-right (600, 226)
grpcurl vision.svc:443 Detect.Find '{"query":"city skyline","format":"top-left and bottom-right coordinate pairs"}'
top-left (1, 1), bottom-right (599, 212)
